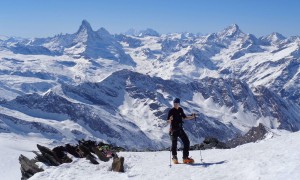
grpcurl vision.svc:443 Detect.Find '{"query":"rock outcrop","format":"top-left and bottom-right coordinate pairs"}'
top-left (19, 154), bottom-right (44, 180)
top-left (191, 123), bottom-right (269, 150)
top-left (19, 140), bottom-right (126, 179)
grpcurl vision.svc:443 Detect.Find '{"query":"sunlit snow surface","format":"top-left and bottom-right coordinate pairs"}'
top-left (1, 130), bottom-right (299, 180)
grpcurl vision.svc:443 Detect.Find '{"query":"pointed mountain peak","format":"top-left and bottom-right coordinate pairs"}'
top-left (77, 20), bottom-right (93, 34)
top-left (269, 32), bottom-right (286, 40)
top-left (225, 24), bottom-right (241, 32)
top-left (261, 32), bottom-right (287, 44)
top-left (219, 24), bottom-right (243, 38)
top-left (229, 24), bottom-right (240, 30)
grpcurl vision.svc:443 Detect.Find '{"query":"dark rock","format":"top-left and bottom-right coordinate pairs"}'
top-left (36, 144), bottom-right (61, 166)
top-left (86, 154), bottom-right (99, 164)
top-left (37, 144), bottom-right (56, 157)
top-left (19, 154), bottom-right (44, 180)
top-left (190, 124), bottom-right (269, 150)
top-left (65, 144), bottom-right (81, 158)
top-left (79, 139), bottom-right (97, 154)
top-left (33, 151), bottom-right (54, 166)
top-left (19, 140), bottom-right (126, 178)
top-left (111, 156), bottom-right (125, 172)
top-left (52, 146), bottom-right (72, 163)
top-left (190, 137), bottom-right (228, 150)
top-left (52, 146), bottom-right (66, 158)
top-left (203, 137), bottom-right (219, 145)
top-left (226, 123), bottom-right (268, 148)
top-left (78, 144), bottom-right (95, 158)
top-left (43, 152), bottom-right (61, 166)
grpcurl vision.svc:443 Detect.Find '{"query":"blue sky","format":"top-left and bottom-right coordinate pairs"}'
top-left (0, 0), bottom-right (299, 38)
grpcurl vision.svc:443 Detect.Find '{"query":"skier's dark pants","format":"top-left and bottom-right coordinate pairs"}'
top-left (170, 129), bottom-right (190, 158)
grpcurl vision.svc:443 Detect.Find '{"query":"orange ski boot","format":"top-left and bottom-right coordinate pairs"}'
top-left (183, 157), bottom-right (194, 164)
top-left (172, 156), bottom-right (178, 164)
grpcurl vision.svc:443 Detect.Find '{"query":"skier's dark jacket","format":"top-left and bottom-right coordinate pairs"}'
top-left (167, 107), bottom-right (187, 132)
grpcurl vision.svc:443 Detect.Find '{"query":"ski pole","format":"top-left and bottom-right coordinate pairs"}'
top-left (199, 147), bottom-right (203, 162)
top-left (168, 116), bottom-right (172, 167)
top-left (169, 146), bottom-right (172, 167)
top-left (194, 113), bottom-right (203, 162)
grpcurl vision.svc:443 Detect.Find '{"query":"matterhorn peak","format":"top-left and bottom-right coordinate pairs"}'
top-left (77, 20), bottom-right (93, 34)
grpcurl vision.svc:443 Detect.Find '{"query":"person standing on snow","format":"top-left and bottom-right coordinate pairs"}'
top-left (167, 98), bottom-right (196, 164)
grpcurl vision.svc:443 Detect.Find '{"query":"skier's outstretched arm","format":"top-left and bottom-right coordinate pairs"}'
top-left (184, 113), bottom-right (196, 120)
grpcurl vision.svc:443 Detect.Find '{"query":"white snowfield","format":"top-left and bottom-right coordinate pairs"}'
top-left (1, 130), bottom-right (299, 180)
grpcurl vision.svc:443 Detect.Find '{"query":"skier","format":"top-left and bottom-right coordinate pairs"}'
top-left (168, 98), bottom-right (196, 164)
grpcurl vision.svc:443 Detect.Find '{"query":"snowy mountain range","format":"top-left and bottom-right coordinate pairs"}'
top-left (0, 20), bottom-right (300, 150)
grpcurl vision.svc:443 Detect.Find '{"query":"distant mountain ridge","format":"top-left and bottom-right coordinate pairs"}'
top-left (0, 20), bottom-right (299, 150)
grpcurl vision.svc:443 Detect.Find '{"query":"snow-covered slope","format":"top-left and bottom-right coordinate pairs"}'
top-left (1, 130), bottom-right (299, 180)
top-left (1, 69), bottom-right (300, 152)
top-left (118, 24), bottom-right (300, 107)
